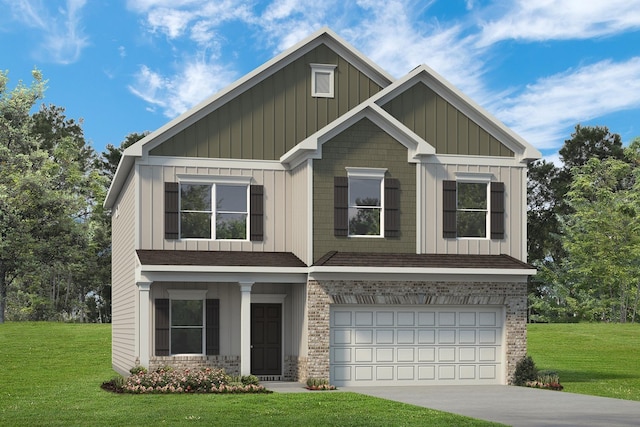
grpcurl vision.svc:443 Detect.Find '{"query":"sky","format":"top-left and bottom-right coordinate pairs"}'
top-left (1, 1), bottom-right (640, 164)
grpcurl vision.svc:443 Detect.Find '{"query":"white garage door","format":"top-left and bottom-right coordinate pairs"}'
top-left (330, 306), bottom-right (504, 386)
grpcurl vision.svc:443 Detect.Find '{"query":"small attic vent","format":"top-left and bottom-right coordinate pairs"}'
top-left (311, 63), bottom-right (336, 98)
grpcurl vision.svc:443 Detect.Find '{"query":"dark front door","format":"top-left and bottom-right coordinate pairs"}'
top-left (251, 303), bottom-right (282, 375)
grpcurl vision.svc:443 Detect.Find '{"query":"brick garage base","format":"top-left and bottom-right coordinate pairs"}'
top-left (306, 279), bottom-right (527, 385)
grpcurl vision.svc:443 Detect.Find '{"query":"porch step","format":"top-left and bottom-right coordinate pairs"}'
top-left (257, 375), bottom-right (282, 382)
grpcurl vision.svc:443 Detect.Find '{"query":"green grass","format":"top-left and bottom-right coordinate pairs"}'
top-left (528, 323), bottom-right (640, 400)
top-left (0, 322), bottom-right (500, 427)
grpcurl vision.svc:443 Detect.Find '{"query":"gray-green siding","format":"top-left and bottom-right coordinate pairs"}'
top-left (382, 82), bottom-right (514, 157)
top-left (150, 44), bottom-right (383, 160)
top-left (313, 118), bottom-right (416, 262)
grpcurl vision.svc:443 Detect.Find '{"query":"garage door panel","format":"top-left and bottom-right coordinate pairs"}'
top-left (330, 306), bottom-right (503, 386)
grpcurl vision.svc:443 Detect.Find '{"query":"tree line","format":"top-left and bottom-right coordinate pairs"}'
top-left (1, 70), bottom-right (639, 323)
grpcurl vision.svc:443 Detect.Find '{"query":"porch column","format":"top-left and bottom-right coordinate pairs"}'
top-left (137, 281), bottom-right (152, 368)
top-left (239, 282), bottom-right (254, 376)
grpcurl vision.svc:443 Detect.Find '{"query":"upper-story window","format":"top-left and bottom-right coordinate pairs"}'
top-left (443, 175), bottom-right (505, 240)
top-left (347, 168), bottom-right (386, 237)
top-left (456, 182), bottom-right (488, 238)
top-left (164, 178), bottom-right (264, 242)
top-left (311, 64), bottom-right (337, 98)
top-left (180, 183), bottom-right (248, 240)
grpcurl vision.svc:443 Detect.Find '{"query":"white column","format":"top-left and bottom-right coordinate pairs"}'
top-left (137, 281), bottom-right (152, 368)
top-left (239, 282), bottom-right (254, 376)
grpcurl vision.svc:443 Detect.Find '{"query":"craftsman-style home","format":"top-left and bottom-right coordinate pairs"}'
top-left (105, 27), bottom-right (540, 386)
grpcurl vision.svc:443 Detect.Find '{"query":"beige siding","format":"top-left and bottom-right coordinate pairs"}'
top-left (149, 44), bottom-right (383, 160)
top-left (382, 83), bottom-right (514, 157)
top-left (111, 169), bottom-right (138, 375)
top-left (420, 162), bottom-right (527, 260)
top-left (290, 160), bottom-right (310, 264)
top-left (139, 164), bottom-right (292, 252)
top-left (313, 118), bottom-right (417, 262)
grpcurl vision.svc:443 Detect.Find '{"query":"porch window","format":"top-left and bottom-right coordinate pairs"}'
top-left (171, 300), bottom-right (204, 354)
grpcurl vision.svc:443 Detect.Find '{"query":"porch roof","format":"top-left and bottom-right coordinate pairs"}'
top-left (136, 250), bottom-right (307, 268)
top-left (313, 251), bottom-right (533, 270)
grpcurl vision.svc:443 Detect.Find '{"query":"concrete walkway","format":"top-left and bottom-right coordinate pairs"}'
top-left (263, 382), bottom-right (640, 426)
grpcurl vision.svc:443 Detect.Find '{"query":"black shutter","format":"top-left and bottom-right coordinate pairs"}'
top-left (155, 299), bottom-right (170, 356)
top-left (206, 299), bottom-right (220, 355)
top-left (334, 176), bottom-right (348, 236)
top-left (491, 182), bottom-right (505, 239)
top-left (443, 180), bottom-right (457, 238)
top-left (384, 178), bottom-right (400, 237)
top-left (250, 185), bottom-right (264, 241)
top-left (165, 182), bottom-right (179, 239)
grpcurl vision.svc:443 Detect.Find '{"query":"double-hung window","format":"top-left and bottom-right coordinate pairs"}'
top-left (178, 178), bottom-right (250, 240)
top-left (170, 298), bottom-right (204, 354)
top-left (456, 182), bottom-right (489, 238)
top-left (347, 167), bottom-right (385, 237)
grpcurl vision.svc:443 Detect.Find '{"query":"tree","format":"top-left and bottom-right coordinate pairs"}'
top-left (526, 125), bottom-right (629, 322)
top-left (560, 143), bottom-right (640, 322)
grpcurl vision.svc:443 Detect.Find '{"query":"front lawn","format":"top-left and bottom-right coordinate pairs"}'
top-left (0, 322), bottom-right (499, 426)
top-left (527, 323), bottom-right (640, 400)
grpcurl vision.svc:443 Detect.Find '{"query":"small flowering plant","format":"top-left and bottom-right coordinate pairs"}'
top-left (101, 367), bottom-right (271, 394)
top-left (305, 377), bottom-right (337, 391)
top-left (525, 371), bottom-right (564, 391)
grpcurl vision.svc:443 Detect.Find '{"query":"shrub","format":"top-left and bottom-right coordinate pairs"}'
top-left (305, 377), bottom-right (336, 390)
top-left (129, 366), bottom-right (147, 375)
top-left (527, 370), bottom-right (564, 391)
top-left (110, 368), bottom-right (271, 394)
top-left (100, 375), bottom-right (126, 393)
top-left (514, 355), bottom-right (538, 386)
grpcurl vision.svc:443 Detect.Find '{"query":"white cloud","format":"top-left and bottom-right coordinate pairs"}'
top-left (3, 0), bottom-right (89, 64)
top-left (128, 57), bottom-right (237, 118)
top-left (493, 57), bottom-right (640, 150)
top-left (477, 0), bottom-right (640, 46)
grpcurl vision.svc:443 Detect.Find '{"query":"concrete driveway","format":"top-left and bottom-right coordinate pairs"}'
top-left (264, 383), bottom-right (640, 426)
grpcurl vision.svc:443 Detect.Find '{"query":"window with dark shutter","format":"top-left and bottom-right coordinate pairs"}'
top-left (384, 178), bottom-right (400, 237)
top-left (250, 185), bottom-right (264, 241)
top-left (165, 183), bottom-right (179, 239)
top-left (155, 299), bottom-right (170, 356)
top-left (334, 176), bottom-right (349, 236)
top-left (491, 182), bottom-right (505, 239)
top-left (206, 299), bottom-right (220, 355)
top-left (442, 180), bottom-right (457, 238)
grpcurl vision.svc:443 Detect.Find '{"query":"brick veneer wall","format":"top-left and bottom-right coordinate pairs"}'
top-left (306, 279), bottom-right (527, 384)
top-left (149, 355), bottom-right (240, 375)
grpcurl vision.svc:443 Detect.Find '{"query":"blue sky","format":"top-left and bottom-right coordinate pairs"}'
top-left (1, 0), bottom-right (640, 163)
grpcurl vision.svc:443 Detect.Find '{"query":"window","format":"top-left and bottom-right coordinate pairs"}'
top-left (311, 64), bottom-right (336, 98)
top-left (456, 182), bottom-right (488, 238)
top-left (171, 299), bottom-right (204, 354)
top-left (179, 183), bottom-right (248, 240)
top-left (442, 179), bottom-right (505, 239)
top-left (155, 294), bottom-right (219, 356)
top-left (346, 168), bottom-right (386, 237)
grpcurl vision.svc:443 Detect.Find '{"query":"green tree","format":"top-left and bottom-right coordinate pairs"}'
top-left (560, 142), bottom-right (640, 322)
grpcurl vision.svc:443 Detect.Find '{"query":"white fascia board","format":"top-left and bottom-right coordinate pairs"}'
top-left (423, 154), bottom-right (526, 167)
top-left (137, 266), bottom-right (308, 284)
top-left (104, 155), bottom-right (135, 209)
top-left (140, 155), bottom-right (288, 171)
top-left (373, 65), bottom-right (542, 164)
top-left (308, 272), bottom-right (531, 283)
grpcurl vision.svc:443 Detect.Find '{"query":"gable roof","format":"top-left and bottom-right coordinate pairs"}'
top-left (104, 27), bottom-right (394, 209)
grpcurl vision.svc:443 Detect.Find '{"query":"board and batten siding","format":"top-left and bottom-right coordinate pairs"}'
top-left (138, 163), bottom-right (292, 252)
top-left (419, 162), bottom-right (527, 261)
top-left (290, 160), bottom-right (311, 265)
top-left (111, 169), bottom-right (138, 375)
top-left (382, 82), bottom-right (514, 157)
top-left (149, 44), bottom-right (382, 161)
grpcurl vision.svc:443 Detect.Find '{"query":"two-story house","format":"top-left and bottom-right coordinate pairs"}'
top-left (104, 27), bottom-right (540, 386)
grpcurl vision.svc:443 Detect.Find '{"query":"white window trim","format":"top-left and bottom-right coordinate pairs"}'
top-left (310, 63), bottom-right (337, 98)
top-left (456, 180), bottom-right (491, 240)
top-left (346, 167), bottom-right (386, 238)
top-left (177, 178), bottom-right (250, 241)
top-left (167, 290), bottom-right (208, 356)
